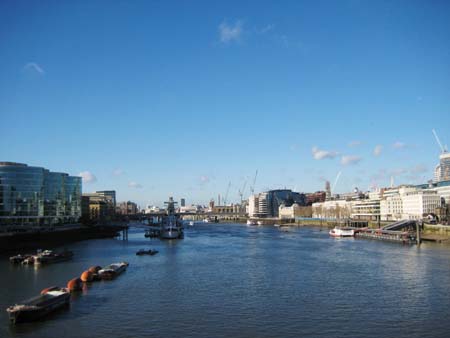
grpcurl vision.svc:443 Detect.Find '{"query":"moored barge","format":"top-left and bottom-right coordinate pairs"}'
top-left (6, 287), bottom-right (70, 324)
top-left (98, 262), bottom-right (129, 280)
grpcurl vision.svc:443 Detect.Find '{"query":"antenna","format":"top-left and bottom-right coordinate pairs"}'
top-left (432, 129), bottom-right (445, 153)
top-left (332, 171), bottom-right (342, 193)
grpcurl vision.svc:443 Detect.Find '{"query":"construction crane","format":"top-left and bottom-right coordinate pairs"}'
top-left (250, 170), bottom-right (258, 195)
top-left (223, 181), bottom-right (231, 205)
top-left (332, 171), bottom-right (342, 193)
top-left (238, 180), bottom-right (248, 203)
top-left (432, 129), bottom-right (448, 153)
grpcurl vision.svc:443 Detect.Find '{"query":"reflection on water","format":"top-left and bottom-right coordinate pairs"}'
top-left (1, 224), bottom-right (450, 338)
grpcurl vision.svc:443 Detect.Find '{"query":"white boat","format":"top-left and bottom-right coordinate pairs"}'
top-left (274, 224), bottom-right (280, 227)
top-left (188, 221), bottom-right (194, 226)
top-left (329, 227), bottom-right (355, 237)
top-left (257, 221), bottom-right (263, 226)
top-left (246, 219), bottom-right (257, 226)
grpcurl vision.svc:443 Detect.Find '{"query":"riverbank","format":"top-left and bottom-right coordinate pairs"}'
top-left (0, 224), bottom-right (127, 254)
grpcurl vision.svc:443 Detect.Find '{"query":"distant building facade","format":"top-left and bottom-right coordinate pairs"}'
top-left (305, 191), bottom-right (326, 206)
top-left (279, 203), bottom-right (312, 219)
top-left (117, 201), bottom-right (138, 215)
top-left (0, 162), bottom-right (81, 227)
top-left (81, 191), bottom-right (116, 223)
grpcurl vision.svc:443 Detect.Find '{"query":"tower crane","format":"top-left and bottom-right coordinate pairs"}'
top-left (432, 129), bottom-right (448, 153)
top-left (223, 181), bottom-right (231, 205)
top-left (250, 170), bottom-right (258, 195)
top-left (238, 180), bottom-right (248, 203)
top-left (332, 171), bottom-right (342, 193)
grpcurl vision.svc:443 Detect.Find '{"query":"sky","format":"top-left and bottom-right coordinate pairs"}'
top-left (1, 0), bottom-right (449, 207)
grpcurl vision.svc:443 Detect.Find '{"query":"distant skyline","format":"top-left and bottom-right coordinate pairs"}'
top-left (1, 0), bottom-right (449, 207)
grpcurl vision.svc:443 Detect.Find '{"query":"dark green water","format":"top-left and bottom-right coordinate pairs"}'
top-left (1, 223), bottom-right (450, 338)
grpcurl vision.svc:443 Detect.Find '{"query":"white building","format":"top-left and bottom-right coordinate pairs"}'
top-left (402, 190), bottom-right (441, 220)
top-left (380, 187), bottom-right (441, 220)
top-left (312, 200), bottom-right (353, 219)
top-left (433, 183), bottom-right (450, 205)
top-left (351, 198), bottom-right (380, 221)
top-left (279, 203), bottom-right (301, 220)
top-left (179, 205), bottom-right (201, 213)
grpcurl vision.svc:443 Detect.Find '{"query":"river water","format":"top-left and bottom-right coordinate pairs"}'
top-left (1, 223), bottom-right (450, 338)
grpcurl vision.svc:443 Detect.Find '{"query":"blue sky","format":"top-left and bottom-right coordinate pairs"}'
top-left (1, 0), bottom-right (449, 207)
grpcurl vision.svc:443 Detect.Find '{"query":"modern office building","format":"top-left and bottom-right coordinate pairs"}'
top-left (248, 190), bottom-right (306, 218)
top-left (95, 191), bottom-right (116, 209)
top-left (434, 152), bottom-right (450, 182)
top-left (180, 198), bottom-right (186, 207)
top-left (0, 162), bottom-right (82, 227)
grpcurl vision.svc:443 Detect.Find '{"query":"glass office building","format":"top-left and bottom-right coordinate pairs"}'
top-left (0, 162), bottom-right (81, 227)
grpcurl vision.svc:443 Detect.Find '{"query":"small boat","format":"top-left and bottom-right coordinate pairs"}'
top-left (246, 219), bottom-right (257, 226)
top-left (329, 227), bottom-right (355, 238)
top-left (257, 221), bottom-right (263, 226)
top-left (21, 256), bottom-right (35, 265)
top-left (98, 262), bottom-right (129, 280)
top-left (6, 287), bottom-right (70, 324)
top-left (34, 250), bottom-right (74, 265)
top-left (274, 224), bottom-right (280, 227)
top-left (9, 254), bottom-right (32, 264)
top-left (136, 249), bottom-right (159, 256)
top-left (188, 221), bottom-right (195, 226)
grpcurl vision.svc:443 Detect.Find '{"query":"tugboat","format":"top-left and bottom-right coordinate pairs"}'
top-left (6, 286), bottom-right (70, 324)
top-left (160, 197), bottom-right (184, 240)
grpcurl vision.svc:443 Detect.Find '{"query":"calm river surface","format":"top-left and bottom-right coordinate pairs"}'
top-left (1, 223), bottom-right (450, 338)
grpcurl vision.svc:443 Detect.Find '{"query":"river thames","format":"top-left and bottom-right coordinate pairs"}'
top-left (1, 223), bottom-right (450, 338)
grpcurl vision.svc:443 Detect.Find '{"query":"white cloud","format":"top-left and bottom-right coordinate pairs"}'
top-left (373, 145), bottom-right (383, 156)
top-left (348, 141), bottom-right (362, 147)
top-left (128, 181), bottom-right (143, 188)
top-left (23, 62), bottom-right (45, 75)
top-left (259, 24), bottom-right (274, 34)
top-left (393, 141), bottom-right (407, 149)
top-left (312, 146), bottom-right (338, 160)
top-left (219, 20), bottom-right (243, 43)
top-left (341, 155), bottom-right (362, 166)
top-left (78, 171), bottom-right (97, 184)
top-left (112, 168), bottom-right (124, 176)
